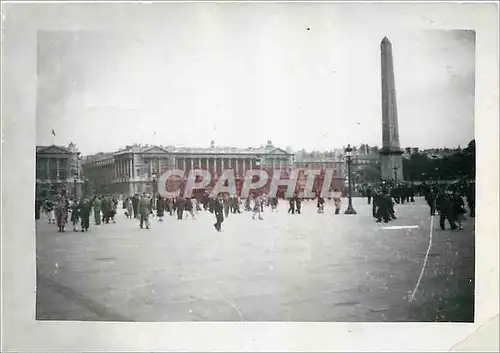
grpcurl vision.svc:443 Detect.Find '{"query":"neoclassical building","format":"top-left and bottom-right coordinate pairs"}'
top-left (36, 143), bottom-right (83, 199)
top-left (82, 141), bottom-right (347, 197)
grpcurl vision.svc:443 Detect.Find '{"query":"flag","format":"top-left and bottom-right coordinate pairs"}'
top-left (51, 129), bottom-right (56, 136)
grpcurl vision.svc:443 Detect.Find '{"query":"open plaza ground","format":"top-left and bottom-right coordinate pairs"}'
top-left (36, 197), bottom-right (474, 322)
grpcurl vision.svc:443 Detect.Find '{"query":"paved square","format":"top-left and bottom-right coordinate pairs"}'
top-left (36, 197), bottom-right (474, 322)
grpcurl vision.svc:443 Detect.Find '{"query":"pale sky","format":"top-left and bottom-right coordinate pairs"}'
top-left (35, 4), bottom-right (475, 156)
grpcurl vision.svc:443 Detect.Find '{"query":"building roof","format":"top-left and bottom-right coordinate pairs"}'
top-left (36, 145), bottom-right (74, 154)
top-left (87, 142), bottom-right (294, 161)
top-left (82, 152), bottom-right (114, 163)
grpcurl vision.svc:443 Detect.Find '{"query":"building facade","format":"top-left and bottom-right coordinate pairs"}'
top-left (82, 141), bottom-right (347, 197)
top-left (36, 143), bottom-right (83, 199)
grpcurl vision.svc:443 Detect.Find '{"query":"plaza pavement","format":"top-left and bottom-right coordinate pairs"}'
top-left (36, 197), bottom-right (475, 322)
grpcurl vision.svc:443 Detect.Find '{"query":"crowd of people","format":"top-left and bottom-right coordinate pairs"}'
top-left (35, 179), bottom-right (475, 233)
top-left (35, 195), bottom-right (119, 232)
top-left (362, 180), bottom-right (475, 230)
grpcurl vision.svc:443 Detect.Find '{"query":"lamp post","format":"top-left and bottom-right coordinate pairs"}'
top-left (152, 172), bottom-right (157, 200)
top-left (393, 166), bottom-right (398, 183)
top-left (344, 144), bottom-right (357, 215)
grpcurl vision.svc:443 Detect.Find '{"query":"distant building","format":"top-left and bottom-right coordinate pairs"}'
top-left (82, 141), bottom-right (297, 196)
top-left (351, 145), bottom-right (381, 183)
top-left (82, 141), bottom-right (349, 197)
top-left (36, 143), bottom-right (82, 199)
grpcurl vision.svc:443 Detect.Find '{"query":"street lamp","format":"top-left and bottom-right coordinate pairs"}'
top-left (152, 172), bottom-right (157, 199)
top-left (393, 166), bottom-right (398, 183)
top-left (344, 144), bottom-right (357, 215)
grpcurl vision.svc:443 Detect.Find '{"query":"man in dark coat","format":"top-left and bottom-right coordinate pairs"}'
top-left (425, 187), bottom-right (438, 216)
top-left (213, 194), bottom-right (224, 232)
top-left (132, 194), bottom-right (139, 219)
top-left (450, 191), bottom-right (466, 230)
top-left (202, 193), bottom-right (210, 210)
top-left (176, 196), bottom-right (185, 220)
top-left (366, 186), bottom-right (372, 205)
top-left (372, 189), bottom-right (379, 218)
top-left (436, 189), bottom-right (456, 230)
top-left (79, 197), bottom-right (92, 232)
top-left (466, 181), bottom-right (475, 218)
top-left (375, 190), bottom-right (392, 223)
top-left (288, 197), bottom-right (295, 214)
top-left (295, 196), bottom-right (302, 214)
top-left (70, 199), bottom-right (81, 232)
top-left (156, 196), bottom-right (165, 221)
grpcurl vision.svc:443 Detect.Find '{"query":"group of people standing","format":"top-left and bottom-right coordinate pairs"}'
top-left (422, 181), bottom-right (475, 231)
top-left (36, 179), bottom-right (475, 234)
top-left (35, 194), bottom-right (118, 232)
top-left (365, 180), bottom-right (475, 230)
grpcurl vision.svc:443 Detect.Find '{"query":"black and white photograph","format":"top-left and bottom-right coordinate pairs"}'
top-left (2, 2), bottom-right (499, 352)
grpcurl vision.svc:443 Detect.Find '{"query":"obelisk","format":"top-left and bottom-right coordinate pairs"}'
top-left (379, 37), bottom-right (404, 181)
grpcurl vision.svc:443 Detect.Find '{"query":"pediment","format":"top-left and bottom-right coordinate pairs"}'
top-left (142, 146), bottom-right (170, 154)
top-left (36, 145), bottom-right (72, 155)
top-left (268, 148), bottom-right (290, 155)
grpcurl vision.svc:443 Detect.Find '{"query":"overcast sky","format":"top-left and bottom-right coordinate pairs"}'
top-left (35, 4), bottom-right (475, 156)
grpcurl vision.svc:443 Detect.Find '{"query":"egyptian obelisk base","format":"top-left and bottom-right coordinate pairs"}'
top-left (380, 148), bottom-right (404, 182)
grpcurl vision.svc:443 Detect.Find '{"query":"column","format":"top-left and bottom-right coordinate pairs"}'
top-left (242, 158), bottom-right (246, 173)
top-left (183, 158), bottom-right (187, 171)
top-left (56, 159), bottom-right (60, 179)
top-left (236, 159), bottom-right (239, 176)
top-left (191, 159), bottom-right (194, 170)
top-left (46, 158), bottom-right (50, 181)
top-left (198, 158), bottom-right (202, 169)
top-left (272, 158), bottom-right (276, 170)
top-left (214, 158), bottom-right (218, 176)
top-left (129, 159), bottom-right (133, 179)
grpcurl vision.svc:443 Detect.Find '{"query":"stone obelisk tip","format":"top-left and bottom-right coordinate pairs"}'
top-left (381, 36), bottom-right (390, 45)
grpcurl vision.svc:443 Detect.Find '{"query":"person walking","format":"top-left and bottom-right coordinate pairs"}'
top-left (191, 197), bottom-right (199, 219)
top-left (366, 186), bottom-right (372, 205)
top-left (252, 195), bottom-right (263, 220)
top-left (79, 197), bottom-right (92, 232)
top-left (138, 193), bottom-right (151, 229)
top-left (176, 196), bottom-right (185, 220)
top-left (436, 189), bottom-right (456, 230)
top-left (213, 194), bottom-right (224, 231)
top-left (93, 196), bottom-right (102, 225)
top-left (156, 196), bottom-right (165, 222)
top-left (70, 198), bottom-right (80, 232)
top-left (54, 195), bottom-right (68, 232)
top-left (288, 197), bottom-right (295, 214)
top-left (333, 190), bottom-right (342, 215)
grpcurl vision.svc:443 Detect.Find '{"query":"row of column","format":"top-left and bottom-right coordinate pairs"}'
top-left (174, 157), bottom-right (292, 176)
top-left (40, 157), bottom-right (71, 180)
top-left (114, 159), bottom-right (134, 179)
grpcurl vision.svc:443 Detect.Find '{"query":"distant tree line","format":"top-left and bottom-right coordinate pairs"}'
top-left (402, 140), bottom-right (475, 181)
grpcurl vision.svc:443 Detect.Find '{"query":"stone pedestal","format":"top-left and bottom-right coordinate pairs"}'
top-left (380, 149), bottom-right (404, 182)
